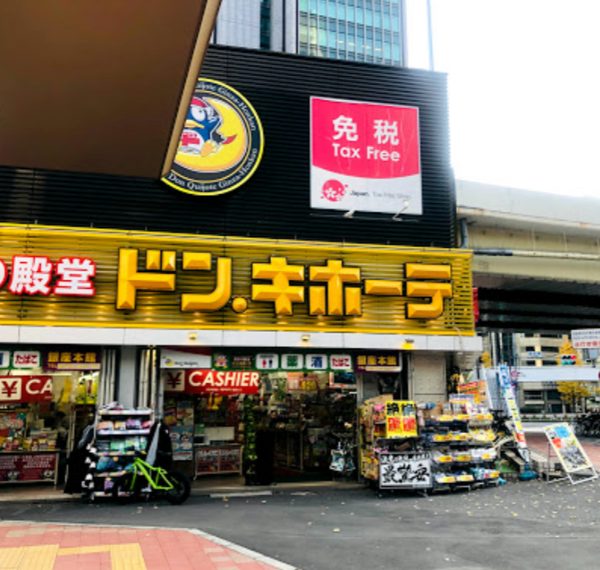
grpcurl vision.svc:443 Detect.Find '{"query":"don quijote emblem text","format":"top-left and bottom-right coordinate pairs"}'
top-left (163, 78), bottom-right (264, 196)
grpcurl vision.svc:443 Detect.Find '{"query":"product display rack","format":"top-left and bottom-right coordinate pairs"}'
top-left (359, 395), bottom-right (502, 494)
top-left (83, 406), bottom-right (153, 499)
top-left (359, 396), bottom-right (422, 490)
top-left (422, 407), bottom-right (500, 491)
top-left (0, 407), bottom-right (59, 485)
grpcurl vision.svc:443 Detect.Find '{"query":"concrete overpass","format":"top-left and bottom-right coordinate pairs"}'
top-left (456, 180), bottom-right (600, 334)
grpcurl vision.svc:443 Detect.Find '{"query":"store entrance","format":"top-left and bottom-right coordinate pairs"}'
top-left (255, 372), bottom-right (356, 484)
top-left (0, 349), bottom-right (101, 487)
top-left (164, 371), bottom-right (357, 485)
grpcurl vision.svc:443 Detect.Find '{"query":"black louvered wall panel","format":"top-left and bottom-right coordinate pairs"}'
top-left (0, 46), bottom-right (455, 247)
top-left (477, 288), bottom-right (600, 334)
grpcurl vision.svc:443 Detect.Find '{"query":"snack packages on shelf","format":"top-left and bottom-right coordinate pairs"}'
top-left (455, 473), bottom-right (474, 483)
top-left (97, 420), bottom-right (114, 432)
top-left (471, 447), bottom-right (497, 462)
top-left (453, 452), bottom-right (473, 463)
top-left (431, 451), bottom-right (453, 464)
top-left (434, 473), bottom-right (456, 485)
top-left (471, 467), bottom-right (500, 481)
top-left (469, 428), bottom-right (496, 444)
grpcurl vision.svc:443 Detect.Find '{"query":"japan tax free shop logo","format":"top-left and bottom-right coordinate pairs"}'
top-left (163, 78), bottom-right (264, 196)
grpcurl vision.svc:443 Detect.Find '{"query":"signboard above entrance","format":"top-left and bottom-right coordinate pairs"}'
top-left (160, 349), bottom-right (211, 369)
top-left (0, 224), bottom-right (474, 336)
top-left (356, 353), bottom-right (401, 372)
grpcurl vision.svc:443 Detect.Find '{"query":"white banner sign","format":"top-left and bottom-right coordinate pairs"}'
top-left (160, 349), bottom-right (211, 369)
top-left (571, 329), bottom-right (600, 349)
top-left (12, 351), bottom-right (41, 369)
top-left (281, 354), bottom-right (304, 370)
top-left (305, 354), bottom-right (328, 370)
top-left (0, 352), bottom-right (10, 369)
top-left (378, 452), bottom-right (432, 489)
top-left (513, 366), bottom-right (600, 383)
top-left (498, 364), bottom-right (531, 464)
top-left (256, 354), bottom-right (279, 370)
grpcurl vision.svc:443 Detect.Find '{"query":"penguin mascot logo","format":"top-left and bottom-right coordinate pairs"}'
top-left (179, 97), bottom-right (237, 157)
top-left (163, 78), bottom-right (264, 197)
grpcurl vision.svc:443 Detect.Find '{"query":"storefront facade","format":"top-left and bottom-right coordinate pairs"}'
top-left (0, 224), bottom-right (479, 482)
top-left (0, 46), bottom-right (481, 485)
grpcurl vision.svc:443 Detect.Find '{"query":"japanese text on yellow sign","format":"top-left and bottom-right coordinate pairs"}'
top-left (385, 400), bottom-right (418, 438)
top-left (0, 225), bottom-right (474, 334)
top-left (117, 250), bottom-right (453, 319)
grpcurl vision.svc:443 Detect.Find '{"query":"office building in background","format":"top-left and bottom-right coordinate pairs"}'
top-left (213, 0), bottom-right (407, 66)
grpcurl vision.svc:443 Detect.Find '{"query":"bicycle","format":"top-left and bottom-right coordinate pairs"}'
top-left (110, 452), bottom-right (191, 505)
top-left (574, 412), bottom-right (600, 438)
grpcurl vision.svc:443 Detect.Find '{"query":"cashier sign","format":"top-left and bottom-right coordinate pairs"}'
top-left (164, 370), bottom-right (260, 395)
top-left (0, 375), bottom-right (53, 403)
top-left (311, 96), bottom-right (422, 215)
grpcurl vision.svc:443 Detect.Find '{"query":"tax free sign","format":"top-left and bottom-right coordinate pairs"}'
top-left (310, 97), bottom-right (422, 215)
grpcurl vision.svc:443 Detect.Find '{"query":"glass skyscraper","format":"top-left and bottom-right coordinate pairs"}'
top-left (213, 0), bottom-right (407, 66)
top-left (297, 0), bottom-right (404, 65)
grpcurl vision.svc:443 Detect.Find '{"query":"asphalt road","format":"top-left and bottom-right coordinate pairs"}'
top-left (2, 480), bottom-right (600, 570)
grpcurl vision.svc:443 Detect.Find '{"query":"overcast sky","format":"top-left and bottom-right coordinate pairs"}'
top-left (406, 0), bottom-right (600, 198)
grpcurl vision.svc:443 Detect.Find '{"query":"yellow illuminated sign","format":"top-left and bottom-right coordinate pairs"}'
top-left (0, 224), bottom-right (475, 335)
top-left (117, 251), bottom-right (454, 321)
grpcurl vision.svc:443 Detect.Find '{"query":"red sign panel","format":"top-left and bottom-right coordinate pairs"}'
top-left (311, 96), bottom-right (422, 215)
top-left (0, 452), bottom-right (57, 482)
top-left (0, 375), bottom-right (53, 403)
top-left (0, 256), bottom-right (96, 297)
top-left (165, 370), bottom-right (260, 395)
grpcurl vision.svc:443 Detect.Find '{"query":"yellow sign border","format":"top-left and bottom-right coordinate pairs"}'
top-left (0, 223), bottom-right (474, 335)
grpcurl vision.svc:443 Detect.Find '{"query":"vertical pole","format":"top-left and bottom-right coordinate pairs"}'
top-left (426, 0), bottom-right (434, 71)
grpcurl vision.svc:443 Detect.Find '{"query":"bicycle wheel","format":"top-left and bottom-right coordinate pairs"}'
top-left (111, 473), bottom-right (135, 504)
top-left (163, 471), bottom-right (191, 505)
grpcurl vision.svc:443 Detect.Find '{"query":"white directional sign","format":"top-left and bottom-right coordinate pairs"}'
top-left (571, 329), bottom-right (600, 349)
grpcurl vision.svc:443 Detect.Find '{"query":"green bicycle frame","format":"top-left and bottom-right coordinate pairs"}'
top-left (125, 457), bottom-right (175, 492)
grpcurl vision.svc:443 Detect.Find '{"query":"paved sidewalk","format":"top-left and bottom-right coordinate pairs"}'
top-left (0, 522), bottom-right (295, 570)
top-left (526, 432), bottom-right (600, 468)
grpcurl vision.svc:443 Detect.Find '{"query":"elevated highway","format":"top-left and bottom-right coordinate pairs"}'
top-left (457, 180), bottom-right (600, 334)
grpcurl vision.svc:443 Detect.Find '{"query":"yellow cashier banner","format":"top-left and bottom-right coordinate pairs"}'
top-left (0, 224), bottom-right (474, 334)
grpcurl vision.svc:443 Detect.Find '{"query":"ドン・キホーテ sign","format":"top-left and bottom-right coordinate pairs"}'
top-left (0, 225), bottom-right (475, 336)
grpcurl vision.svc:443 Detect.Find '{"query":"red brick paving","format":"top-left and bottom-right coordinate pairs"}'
top-left (527, 432), bottom-right (600, 468)
top-left (0, 522), bottom-right (291, 570)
